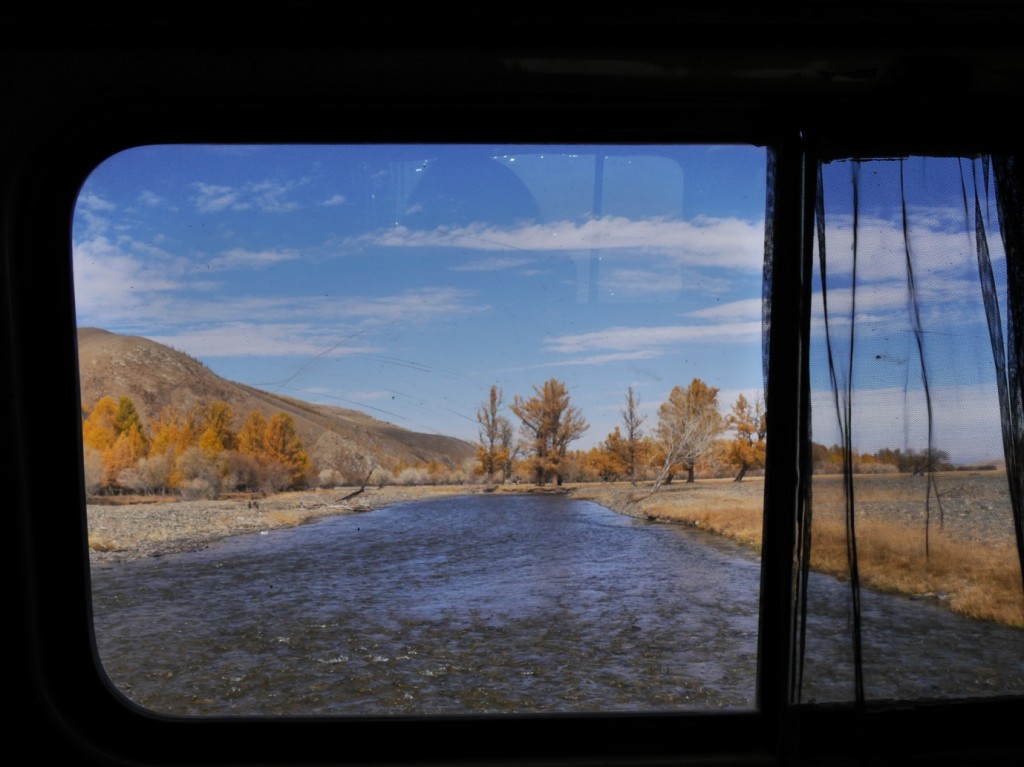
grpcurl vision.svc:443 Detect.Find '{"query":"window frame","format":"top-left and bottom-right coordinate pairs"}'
top-left (8, 18), bottom-right (1024, 767)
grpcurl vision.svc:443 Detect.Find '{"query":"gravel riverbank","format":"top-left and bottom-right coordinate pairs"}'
top-left (87, 485), bottom-right (487, 564)
top-left (87, 484), bottom-right (596, 565)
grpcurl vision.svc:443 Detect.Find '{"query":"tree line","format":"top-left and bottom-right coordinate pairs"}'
top-left (82, 383), bottom-right (956, 499)
top-left (81, 396), bottom-right (310, 497)
top-left (811, 443), bottom-right (955, 475)
top-left (476, 378), bottom-right (767, 489)
top-left (477, 377), bottom-right (967, 488)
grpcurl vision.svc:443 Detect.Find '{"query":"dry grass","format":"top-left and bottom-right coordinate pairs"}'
top-left (809, 516), bottom-right (1024, 625)
top-left (640, 493), bottom-right (765, 549)
top-left (572, 478), bottom-right (766, 550)
top-left (87, 535), bottom-right (122, 553)
top-left (262, 509), bottom-right (316, 527)
top-left (570, 474), bottom-right (1024, 629)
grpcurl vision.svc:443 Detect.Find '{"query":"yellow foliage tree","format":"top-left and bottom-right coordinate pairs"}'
top-left (83, 395), bottom-right (150, 489)
top-left (262, 412), bottom-right (310, 488)
top-left (237, 410), bottom-right (268, 456)
top-left (724, 393), bottom-right (767, 482)
top-left (198, 400), bottom-right (236, 455)
top-left (82, 396), bottom-right (119, 452)
top-left (150, 405), bottom-right (200, 455)
top-left (510, 378), bottom-right (588, 486)
top-left (587, 429), bottom-right (629, 481)
top-left (102, 423), bottom-right (148, 487)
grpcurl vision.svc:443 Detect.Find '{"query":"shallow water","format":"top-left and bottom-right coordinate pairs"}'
top-left (89, 494), bottom-right (1023, 716)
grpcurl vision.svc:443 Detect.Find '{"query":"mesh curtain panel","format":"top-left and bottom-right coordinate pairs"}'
top-left (781, 155), bottom-right (1024, 706)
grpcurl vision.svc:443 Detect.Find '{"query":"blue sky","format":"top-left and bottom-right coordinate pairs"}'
top-left (72, 147), bottom-right (1006, 462)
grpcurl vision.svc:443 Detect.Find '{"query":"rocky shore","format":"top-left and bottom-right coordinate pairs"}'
top-left (87, 485), bottom-right (487, 564)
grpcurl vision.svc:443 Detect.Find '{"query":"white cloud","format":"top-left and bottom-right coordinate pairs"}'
top-left (323, 288), bottom-right (484, 323)
top-left (503, 350), bottom-right (660, 371)
top-left (138, 190), bottom-right (165, 207)
top-left (686, 297), bottom-right (763, 322)
top-left (192, 183), bottom-right (244, 213)
top-left (449, 256), bottom-right (535, 272)
top-left (73, 236), bottom-right (185, 316)
top-left (808, 274), bottom-right (993, 339)
top-left (597, 268), bottom-right (683, 298)
top-left (73, 225), bottom-right (485, 339)
top-left (192, 177), bottom-right (309, 214)
top-left (74, 192), bottom-right (118, 238)
top-left (205, 248), bottom-right (303, 271)
top-left (544, 321), bottom-right (762, 355)
top-left (322, 194), bottom-right (347, 207)
top-left (77, 192), bottom-right (116, 212)
top-left (814, 213), bottom-right (1005, 282)
top-left (249, 180), bottom-right (301, 213)
top-left (351, 215), bottom-right (766, 269)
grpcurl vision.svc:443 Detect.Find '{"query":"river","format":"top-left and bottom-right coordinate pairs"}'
top-left (89, 493), bottom-right (1023, 716)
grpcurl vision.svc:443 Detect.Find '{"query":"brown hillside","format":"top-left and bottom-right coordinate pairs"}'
top-left (76, 327), bottom-right (476, 475)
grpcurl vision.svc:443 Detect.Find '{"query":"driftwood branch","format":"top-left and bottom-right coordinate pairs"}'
top-left (336, 469), bottom-right (373, 503)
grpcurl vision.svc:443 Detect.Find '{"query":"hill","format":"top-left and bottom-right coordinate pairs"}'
top-left (76, 327), bottom-right (476, 478)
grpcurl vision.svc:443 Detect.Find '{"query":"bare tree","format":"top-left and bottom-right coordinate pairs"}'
top-left (621, 386), bottom-right (646, 485)
top-left (476, 385), bottom-right (514, 482)
top-left (652, 378), bottom-right (723, 491)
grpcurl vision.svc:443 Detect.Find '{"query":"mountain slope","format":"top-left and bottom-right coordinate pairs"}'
top-left (76, 327), bottom-right (476, 476)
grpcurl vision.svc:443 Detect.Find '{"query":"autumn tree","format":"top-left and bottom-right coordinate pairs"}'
top-left (262, 412), bottom-right (310, 489)
top-left (589, 428), bottom-right (629, 481)
top-left (114, 396), bottom-right (145, 440)
top-left (652, 378), bottom-right (723, 491)
top-left (103, 428), bottom-right (146, 487)
top-left (235, 409), bottom-right (309, 491)
top-left (476, 384), bottom-right (514, 482)
top-left (724, 393), bottom-right (767, 481)
top-left (237, 410), bottom-right (268, 457)
top-left (148, 404), bottom-right (200, 459)
top-left (81, 396), bottom-right (120, 452)
top-left (510, 378), bottom-right (589, 486)
top-left (198, 400), bottom-right (236, 455)
top-left (82, 395), bottom-right (150, 489)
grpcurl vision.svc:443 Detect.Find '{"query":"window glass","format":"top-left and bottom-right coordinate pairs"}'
top-left (75, 145), bottom-right (769, 715)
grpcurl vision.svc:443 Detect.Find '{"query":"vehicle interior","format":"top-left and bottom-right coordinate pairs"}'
top-left (6, 3), bottom-right (1023, 766)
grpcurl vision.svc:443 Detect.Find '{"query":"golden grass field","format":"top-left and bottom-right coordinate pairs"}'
top-left (571, 472), bottom-right (1023, 628)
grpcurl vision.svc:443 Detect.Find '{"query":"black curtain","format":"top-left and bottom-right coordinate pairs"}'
top-left (767, 153), bottom-right (1023, 707)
